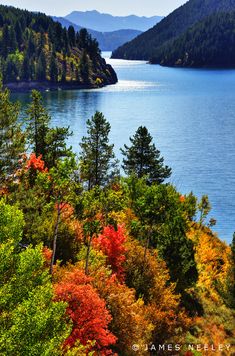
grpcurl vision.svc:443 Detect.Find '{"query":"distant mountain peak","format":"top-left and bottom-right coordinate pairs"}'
top-left (65, 10), bottom-right (163, 32)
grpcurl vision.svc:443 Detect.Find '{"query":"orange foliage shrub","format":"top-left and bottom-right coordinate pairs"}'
top-left (91, 272), bottom-right (153, 355)
top-left (25, 153), bottom-right (48, 173)
top-left (124, 239), bottom-right (191, 344)
top-left (54, 267), bottom-right (117, 355)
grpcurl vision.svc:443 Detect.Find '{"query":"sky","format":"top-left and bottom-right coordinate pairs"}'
top-left (0, 0), bottom-right (187, 17)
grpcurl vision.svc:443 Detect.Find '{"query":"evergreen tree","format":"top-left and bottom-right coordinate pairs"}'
top-left (79, 111), bottom-right (119, 189)
top-left (2, 25), bottom-right (9, 58)
top-left (14, 20), bottom-right (23, 48)
top-left (21, 54), bottom-right (30, 81)
top-left (68, 25), bottom-right (76, 47)
top-left (80, 50), bottom-right (90, 83)
top-left (0, 83), bottom-right (25, 183)
top-left (121, 126), bottom-right (171, 184)
top-left (36, 50), bottom-right (46, 81)
top-left (61, 57), bottom-right (67, 82)
top-left (50, 52), bottom-right (58, 83)
top-left (27, 31), bottom-right (35, 57)
top-left (62, 28), bottom-right (69, 54)
top-left (25, 90), bottom-right (71, 167)
top-left (5, 58), bottom-right (18, 82)
top-left (45, 127), bottom-right (72, 169)
top-left (25, 90), bottom-right (50, 157)
top-left (9, 26), bottom-right (17, 53)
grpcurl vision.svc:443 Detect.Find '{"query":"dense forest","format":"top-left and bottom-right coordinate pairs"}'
top-left (112, 0), bottom-right (235, 65)
top-left (0, 84), bottom-right (235, 355)
top-left (150, 11), bottom-right (235, 67)
top-left (0, 5), bottom-right (117, 89)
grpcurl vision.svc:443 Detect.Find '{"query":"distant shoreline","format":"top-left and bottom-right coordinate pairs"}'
top-left (5, 79), bottom-right (118, 93)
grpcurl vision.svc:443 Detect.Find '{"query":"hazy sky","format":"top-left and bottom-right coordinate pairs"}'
top-left (0, 0), bottom-right (187, 17)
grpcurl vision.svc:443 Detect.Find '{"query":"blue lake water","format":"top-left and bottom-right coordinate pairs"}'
top-left (13, 52), bottom-right (235, 244)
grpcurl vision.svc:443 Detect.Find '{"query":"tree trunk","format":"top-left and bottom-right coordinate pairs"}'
top-left (85, 234), bottom-right (93, 275)
top-left (50, 202), bottom-right (61, 275)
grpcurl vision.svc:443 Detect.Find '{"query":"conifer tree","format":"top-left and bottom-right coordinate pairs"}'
top-left (36, 50), bottom-right (46, 81)
top-left (25, 90), bottom-right (50, 158)
top-left (121, 126), bottom-right (171, 184)
top-left (9, 26), bottom-right (17, 53)
top-left (80, 50), bottom-right (90, 83)
top-left (79, 111), bottom-right (119, 189)
top-left (0, 82), bottom-right (25, 183)
top-left (2, 25), bottom-right (9, 58)
top-left (68, 26), bottom-right (76, 47)
top-left (21, 54), bottom-right (30, 81)
top-left (50, 52), bottom-right (58, 83)
top-left (25, 90), bottom-right (71, 167)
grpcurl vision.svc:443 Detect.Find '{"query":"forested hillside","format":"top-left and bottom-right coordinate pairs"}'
top-left (112, 0), bottom-right (235, 61)
top-left (151, 11), bottom-right (235, 67)
top-left (0, 5), bottom-right (117, 90)
top-left (0, 85), bottom-right (235, 355)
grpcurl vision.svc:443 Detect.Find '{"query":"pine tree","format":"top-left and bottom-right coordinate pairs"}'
top-left (25, 90), bottom-right (50, 157)
top-left (50, 52), bottom-right (58, 83)
top-left (79, 111), bottom-right (119, 189)
top-left (0, 82), bottom-right (25, 183)
top-left (14, 21), bottom-right (23, 49)
top-left (25, 90), bottom-right (71, 167)
top-left (2, 25), bottom-right (9, 58)
top-left (9, 26), bottom-right (17, 53)
top-left (121, 126), bottom-right (171, 184)
top-left (21, 54), bottom-right (30, 81)
top-left (68, 26), bottom-right (76, 47)
top-left (79, 50), bottom-right (90, 83)
top-left (36, 50), bottom-right (46, 81)
top-left (61, 57), bottom-right (67, 83)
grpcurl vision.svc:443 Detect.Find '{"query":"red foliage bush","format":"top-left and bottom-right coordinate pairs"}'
top-left (54, 268), bottom-right (117, 354)
top-left (25, 153), bottom-right (48, 173)
top-left (93, 225), bottom-right (127, 282)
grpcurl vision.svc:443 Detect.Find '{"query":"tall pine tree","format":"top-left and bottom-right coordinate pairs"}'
top-left (79, 111), bottom-right (119, 189)
top-left (25, 90), bottom-right (71, 168)
top-left (0, 82), bottom-right (25, 183)
top-left (121, 126), bottom-right (171, 184)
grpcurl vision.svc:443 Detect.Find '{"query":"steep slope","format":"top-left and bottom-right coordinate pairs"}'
top-left (0, 5), bottom-right (117, 91)
top-left (52, 16), bottom-right (142, 51)
top-left (112, 0), bottom-right (235, 60)
top-left (151, 11), bottom-right (235, 67)
top-left (65, 10), bottom-right (162, 32)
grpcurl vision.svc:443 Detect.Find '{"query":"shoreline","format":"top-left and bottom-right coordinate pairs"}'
top-left (5, 79), bottom-right (118, 93)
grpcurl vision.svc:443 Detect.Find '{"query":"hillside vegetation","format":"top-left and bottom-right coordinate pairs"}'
top-left (151, 11), bottom-right (235, 67)
top-left (0, 5), bottom-right (117, 90)
top-left (0, 85), bottom-right (235, 354)
top-left (112, 0), bottom-right (235, 64)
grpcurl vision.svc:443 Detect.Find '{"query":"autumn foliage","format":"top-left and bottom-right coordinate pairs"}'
top-left (93, 225), bottom-right (127, 282)
top-left (25, 153), bottom-right (48, 173)
top-left (54, 268), bottom-right (117, 354)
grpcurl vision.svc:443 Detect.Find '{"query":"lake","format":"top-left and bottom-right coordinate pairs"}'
top-left (13, 52), bottom-right (235, 244)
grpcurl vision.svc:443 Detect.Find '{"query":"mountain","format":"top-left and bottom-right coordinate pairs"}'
top-left (112, 0), bottom-right (235, 60)
top-left (65, 10), bottom-right (163, 32)
top-left (151, 11), bottom-right (235, 67)
top-left (0, 5), bottom-right (117, 91)
top-left (53, 16), bottom-right (142, 51)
